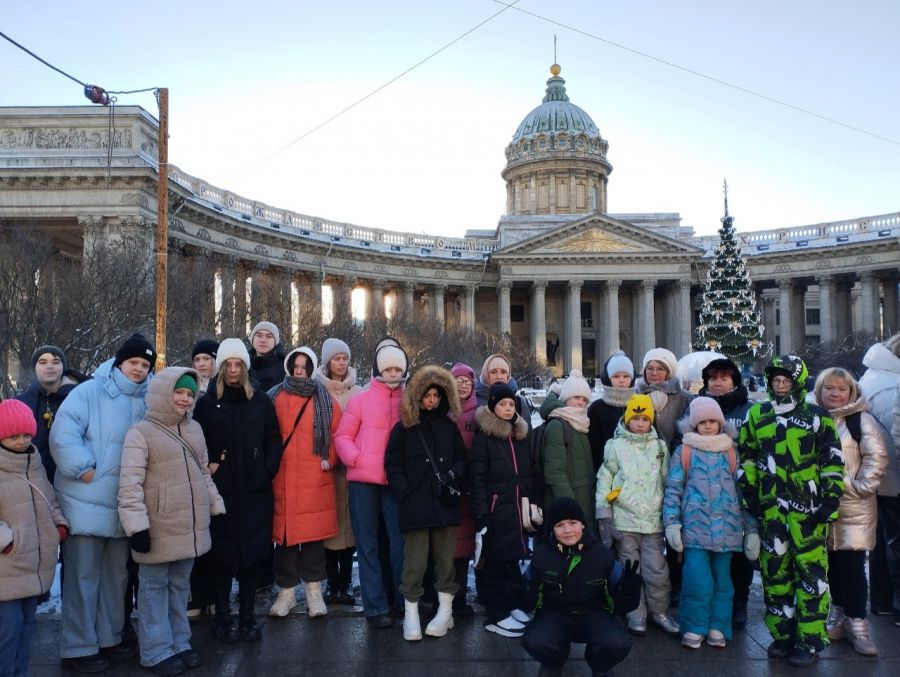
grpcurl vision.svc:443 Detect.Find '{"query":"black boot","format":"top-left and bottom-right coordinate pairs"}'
top-left (211, 580), bottom-right (240, 643)
top-left (238, 574), bottom-right (261, 642)
top-left (325, 549), bottom-right (340, 604)
top-left (335, 548), bottom-right (356, 605)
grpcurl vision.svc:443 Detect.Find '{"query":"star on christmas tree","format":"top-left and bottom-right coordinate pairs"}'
top-left (693, 180), bottom-right (772, 361)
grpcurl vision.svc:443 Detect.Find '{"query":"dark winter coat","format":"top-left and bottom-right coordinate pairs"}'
top-left (249, 345), bottom-right (287, 393)
top-left (470, 405), bottom-right (533, 561)
top-left (587, 386), bottom-right (633, 474)
top-left (194, 383), bottom-right (282, 569)
top-left (528, 532), bottom-right (638, 615)
top-left (385, 366), bottom-right (465, 532)
top-left (17, 381), bottom-right (76, 483)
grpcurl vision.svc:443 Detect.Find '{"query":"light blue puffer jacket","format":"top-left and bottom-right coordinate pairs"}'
top-left (50, 359), bottom-right (150, 537)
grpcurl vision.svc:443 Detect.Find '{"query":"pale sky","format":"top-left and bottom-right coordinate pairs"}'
top-left (3, 1), bottom-right (898, 237)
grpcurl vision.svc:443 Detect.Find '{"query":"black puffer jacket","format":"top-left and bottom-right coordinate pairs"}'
top-left (17, 381), bottom-right (77, 483)
top-left (470, 405), bottom-right (533, 561)
top-left (529, 532), bottom-right (639, 615)
top-left (385, 365), bottom-right (465, 532)
top-left (249, 345), bottom-right (287, 393)
top-left (194, 382), bottom-right (282, 569)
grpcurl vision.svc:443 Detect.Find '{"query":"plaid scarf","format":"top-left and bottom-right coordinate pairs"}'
top-left (269, 376), bottom-right (333, 462)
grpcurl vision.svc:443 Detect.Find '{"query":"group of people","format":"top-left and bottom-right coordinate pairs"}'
top-left (1, 324), bottom-right (899, 677)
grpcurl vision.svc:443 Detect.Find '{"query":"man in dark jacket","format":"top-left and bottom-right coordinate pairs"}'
top-left (699, 357), bottom-right (755, 627)
top-left (523, 497), bottom-right (642, 677)
top-left (16, 345), bottom-right (76, 483)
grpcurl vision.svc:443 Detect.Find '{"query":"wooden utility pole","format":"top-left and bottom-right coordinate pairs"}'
top-left (155, 88), bottom-right (169, 372)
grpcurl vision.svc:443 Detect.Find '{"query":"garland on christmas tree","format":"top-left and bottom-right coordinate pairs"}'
top-left (693, 182), bottom-right (772, 362)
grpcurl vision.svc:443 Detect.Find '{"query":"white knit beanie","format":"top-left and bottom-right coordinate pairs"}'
top-left (605, 351), bottom-right (634, 379)
top-left (688, 396), bottom-right (726, 430)
top-left (480, 353), bottom-right (512, 384)
top-left (642, 348), bottom-right (678, 380)
top-left (285, 346), bottom-right (318, 377)
top-left (249, 321), bottom-right (280, 346)
top-left (321, 338), bottom-right (351, 367)
top-left (559, 369), bottom-right (592, 403)
top-left (375, 345), bottom-right (408, 376)
top-left (215, 338), bottom-right (251, 372)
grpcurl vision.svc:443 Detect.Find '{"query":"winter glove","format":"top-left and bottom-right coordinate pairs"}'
top-left (744, 533), bottom-right (760, 561)
top-left (665, 525), bottom-right (683, 553)
top-left (596, 517), bottom-right (620, 549)
top-left (57, 525), bottom-right (68, 543)
top-left (613, 559), bottom-right (644, 615)
top-left (129, 529), bottom-right (151, 554)
top-left (816, 499), bottom-right (840, 525)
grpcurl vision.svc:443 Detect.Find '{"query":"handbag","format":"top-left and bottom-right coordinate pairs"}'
top-left (415, 428), bottom-right (461, 509)
top-left (520, 496), bottom-right (543, 533)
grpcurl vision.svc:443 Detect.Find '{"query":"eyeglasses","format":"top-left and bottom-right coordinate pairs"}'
top-left (455, 378), bottom-right (473, 387)
top-left (770, 376), bottom-right (793, 386)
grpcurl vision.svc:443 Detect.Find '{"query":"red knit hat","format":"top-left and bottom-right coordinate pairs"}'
top-left (0, 399), bottom-right (37, 440)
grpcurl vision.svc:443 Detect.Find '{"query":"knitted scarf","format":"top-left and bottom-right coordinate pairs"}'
top-left (269, 376), bottom-right (333, 462)
top-left (601, 385), bottom-right (634, 408)
top-left (549, 405), bottom-right (590, 433)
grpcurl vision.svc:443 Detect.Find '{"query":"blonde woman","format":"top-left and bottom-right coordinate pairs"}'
top-left (814, 367), bottom-right (889, 656)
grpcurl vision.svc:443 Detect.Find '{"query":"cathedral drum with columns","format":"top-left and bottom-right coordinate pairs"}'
top-left (0, 64), bottom-right (898, 376)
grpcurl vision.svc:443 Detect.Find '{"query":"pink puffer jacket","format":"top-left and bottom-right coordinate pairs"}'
top-left (335, 379), bottom-right (404, 485)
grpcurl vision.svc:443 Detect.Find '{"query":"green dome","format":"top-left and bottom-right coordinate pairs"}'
top-left (510, 71), bottom-right (601, 143)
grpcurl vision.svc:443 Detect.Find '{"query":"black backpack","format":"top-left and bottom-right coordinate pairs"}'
top-left (845, 412), bottom-right (862, 446)
top-left (530, 418), bottom-right (573, 508)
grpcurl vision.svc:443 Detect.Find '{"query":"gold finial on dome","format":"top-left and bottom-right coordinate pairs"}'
top-left (550, 63), bottom-right (561, 76)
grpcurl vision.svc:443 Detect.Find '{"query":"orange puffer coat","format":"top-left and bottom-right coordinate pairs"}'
top-left (271, 385), bottom-right (340, 546)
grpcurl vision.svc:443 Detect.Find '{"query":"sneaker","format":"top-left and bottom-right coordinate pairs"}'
top-left (651, 613), bottom-right (680, 636)
top-left (186, 607), bottom-right (202, 620)
top-left (707, 629), bottom-right (726, 648)
top-left (766, 639), bottom-right (792, 659)
top-left (60, 654), bottom-right (111, 674)
top-left (510, 608), bottom-right (531, 624)
top-left (870, 605), bottom-right (895, 616)
top-left (627, 617), bottom-right (647, 636)
top-left (681, 632), bottom-right (703, 649)
top-left (149, 656), bottom-right (186, 676)
top-left (174, 650), bottom-right (202, 670)
top-left (484, 616), bottom-right (526, 637)
top-left (366, 614), bottom-right (393, 629)
top-left (269, 586), bottom-right (297, 617)
top-left (786, 647), bottom-right (818, 668)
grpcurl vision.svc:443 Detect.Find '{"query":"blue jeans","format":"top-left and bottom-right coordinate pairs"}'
top-left (680, 548), bottom-right (734, 638)
top-left (60, 535), bottom-right (129, 658)
top-left (348, 482), bottom-right (404, 617)
top-left (137, 558), bottom-right (193, 667)
top-left (0, 596), bottom-right (37, 677)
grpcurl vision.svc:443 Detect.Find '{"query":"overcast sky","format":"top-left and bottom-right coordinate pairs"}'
top-left (3, 1), bottom-right (898, 237)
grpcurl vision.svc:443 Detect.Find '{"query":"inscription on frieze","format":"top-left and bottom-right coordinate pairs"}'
top-left (0, 127), bottom-right (133, 150)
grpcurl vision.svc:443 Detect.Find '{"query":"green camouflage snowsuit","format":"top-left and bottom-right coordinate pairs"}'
top-left (737, 355), bottom-right (844, 653)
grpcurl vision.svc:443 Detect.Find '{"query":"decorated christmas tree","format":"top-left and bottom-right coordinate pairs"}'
top-left (694, 181), bottom-right (771, 362)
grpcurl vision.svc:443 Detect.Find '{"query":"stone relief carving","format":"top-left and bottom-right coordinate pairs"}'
top-left (168, 217), bottom-right (185, 232)
top-left (403, 267), bottom-right (418, 276)
top-left (253, 244), bottom-right (270, 256)
top-left (372, 264), bottom-right (389, 274)
top-left (0, 127), bottom-right (133, 150)
top-left (856, 255), bottom-right (873, 264)
top-left (815, 258), bottom-right (832, 269)
top-left (552, 227), bottom-right (641, 253)
top-left (223, 237), bottom-right (239, 249)
top-left (282, 250), bottom-right (297, 262)
top-left (774, 264), bottom-right (792, 272)
top-left (196, 228), bottom-right (212, 241)
top-left (434, 270), bottom-right (449, 279)
top-left (343, 260), bottom-right (359, 270)
top-left (464, 272), bottom-right (480, 280)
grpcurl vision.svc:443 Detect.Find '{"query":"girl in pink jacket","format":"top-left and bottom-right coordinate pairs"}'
top-left (334, 341), bottom-right (407, 627)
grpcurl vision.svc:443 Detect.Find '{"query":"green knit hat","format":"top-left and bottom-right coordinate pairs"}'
top-left (174, 373), bottom-right (198, 394)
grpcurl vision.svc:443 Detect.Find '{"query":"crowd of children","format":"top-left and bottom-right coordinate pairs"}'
top-left (2, 328), bottom-right (899, 675)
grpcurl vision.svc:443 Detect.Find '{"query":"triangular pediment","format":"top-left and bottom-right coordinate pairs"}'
top-left (493, 214), bottom-right (703, 258)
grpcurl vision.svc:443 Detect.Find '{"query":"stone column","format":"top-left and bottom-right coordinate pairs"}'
top-left (432, 284), bottom-right (446, 330)
top-left (602, 280), bottom-right (621, 358)
top-left (566, 279), bottom-right (584, 372)
top-left (369, 280), bottom-right (385, 322)
top-left (834, 278), bottom-right (852, 338)
top-left (497, 281), bottom-right (512, 335)
top-left (762, 294), bottom-right (777, 347)
top-left (791, 283), bottom-right (807, 350)
top-left (675, 279), bottom-right (692, 356)
top-left (637, 280), bottom-right (656, 360)
top-left (464, 285), bottom-right (476, 331)
top-left (882, 273), bottom-right (899, 336)
top-left (234, 265), bottom-right (248, 337)
top-left (816, 275), bottom-right (835, 345)
top-left (217, 263), bottom-right (235, 338)
top-left (403, 281), bottom-right (416, 319)
top-left (777, 279), bottom-right (794, 355)
top-left (530, 280), bottom-right (548, 364)
top-left (860, 271), bottom-right (878, 336)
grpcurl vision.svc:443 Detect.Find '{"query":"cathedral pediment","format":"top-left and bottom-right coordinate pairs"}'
top-left (492, 214), bottom-right (703, 260)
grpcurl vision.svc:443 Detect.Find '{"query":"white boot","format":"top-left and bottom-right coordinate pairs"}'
top-left (269, 586), bottom-right (297, 617)
top-left (425, 591), bottom-right (455, 637)
top-left (305, 581), bottom-right (327, 618)
top-left (403, 599), bottom-right (422, 641)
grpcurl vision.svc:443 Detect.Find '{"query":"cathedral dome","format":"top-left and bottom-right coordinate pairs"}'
top-left (502, 65), bottom-right (611, 216)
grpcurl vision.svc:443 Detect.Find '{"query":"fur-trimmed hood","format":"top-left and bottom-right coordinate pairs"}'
top-left (474, 405), bottom-right (529, 441)
top-left (401, 365), bottom-right (461, 428)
